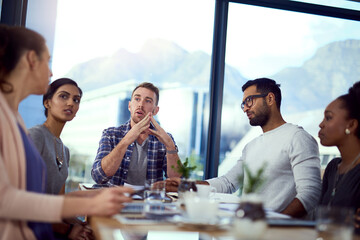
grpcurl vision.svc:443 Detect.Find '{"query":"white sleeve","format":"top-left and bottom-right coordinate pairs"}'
top-left (290, 130), bottom-right (322, 213)
top-left (206, 156), bottom-right (244, 194)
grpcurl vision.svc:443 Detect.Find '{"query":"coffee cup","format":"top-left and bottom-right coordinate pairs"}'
top-left (195, 184), bottom-right (216, 198)
top-left (184, 194), bottom-right (218, 223)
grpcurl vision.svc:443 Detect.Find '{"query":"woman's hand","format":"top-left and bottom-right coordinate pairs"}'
top-left (89, 187), bottom-right (133, 217)
top-left (68, 223), bottom-right (94, 240)
top-left (355, 208), bottom-right (360, 229)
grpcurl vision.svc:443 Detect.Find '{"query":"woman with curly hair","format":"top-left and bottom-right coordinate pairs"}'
top-left (318, 81), bottom-right (360, 234)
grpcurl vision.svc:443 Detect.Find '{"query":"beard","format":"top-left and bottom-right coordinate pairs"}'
top-left (249, 101), bottom-right (270, 127)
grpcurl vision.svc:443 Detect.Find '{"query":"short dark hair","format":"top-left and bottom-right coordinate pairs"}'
top-left (242, 78), bottom-right (282, 109)
top-left (43, 78), bottom-right (83, 117)
top-left (338, 81), bottom-right (360, 138)
top-left (131, 82), bottom-right (160, 106)
top-left (0, 24), bottom-right (45, 93)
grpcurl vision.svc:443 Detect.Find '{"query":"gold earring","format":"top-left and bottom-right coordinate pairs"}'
top-left (345, 129), bottom-right (350, 135)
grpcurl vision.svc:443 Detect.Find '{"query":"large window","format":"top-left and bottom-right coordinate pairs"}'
top-left (22, 0), bottom-right (215, 188)
top-left (291, 0), bottom-right (360, 10)
top-left (3, 0), bottom-right (359, 190)
top-left (219, 2), bottom-right (360, 176)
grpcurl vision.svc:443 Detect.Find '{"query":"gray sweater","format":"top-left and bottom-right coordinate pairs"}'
top-left (29, 124), bottom-right (70, 194)
top-left (207, 123), bottom-right (321, 213)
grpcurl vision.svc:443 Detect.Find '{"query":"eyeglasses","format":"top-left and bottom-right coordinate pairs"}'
top-left (241, 93), bottom-right (268, 110)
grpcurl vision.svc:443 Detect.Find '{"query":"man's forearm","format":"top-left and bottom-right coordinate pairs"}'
top-left (280, 198), bottom-right (307, 218)
top-left (101, 140), bottom-right (129, 177)
top-left (166, 152), bottom-right (182, 177)
top-left (163, 140), bottom-right (182, 178)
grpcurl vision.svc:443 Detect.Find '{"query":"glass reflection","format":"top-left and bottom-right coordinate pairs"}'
top-left (221, 3), bottom-right (360, 177)
top-left (31, 0), bottom-right (215, 188)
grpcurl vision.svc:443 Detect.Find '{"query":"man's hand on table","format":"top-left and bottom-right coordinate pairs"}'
top-left (153, 178), bottom-right (210, 192)
top-left (165, 177), bottom-right (181, 192)
top-left (151, 178), bottom-right (181, 192)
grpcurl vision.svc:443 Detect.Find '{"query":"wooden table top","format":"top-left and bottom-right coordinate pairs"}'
top-left (89, 215), bottom-right (327, 240)
top-left (81, 184), bottom-right (359, 240)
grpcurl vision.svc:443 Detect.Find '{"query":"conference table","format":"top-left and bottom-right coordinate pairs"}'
top-left (89, 215), bottom-right (320, 240)
top-left (80, 184), bottom-right (359, 240)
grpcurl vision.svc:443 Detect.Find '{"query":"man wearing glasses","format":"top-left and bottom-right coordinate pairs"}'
top-left (209, 78), bottom-right (321, 217)
top-left (167, 78), bottom-right (321, 218)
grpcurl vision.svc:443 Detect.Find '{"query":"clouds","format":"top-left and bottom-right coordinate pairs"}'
top-left (225, 3), bottom-right (360, 78)
top-left (51, 0), bottom-right (360, 80)
top-left (52, 0), bottom-right (214, 79)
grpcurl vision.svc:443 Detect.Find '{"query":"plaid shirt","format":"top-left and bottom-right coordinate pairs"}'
top-left (91, 120), bottom-right (176, 185)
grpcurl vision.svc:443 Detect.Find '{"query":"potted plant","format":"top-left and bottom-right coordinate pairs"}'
top-left (239, 162), bottom-right (267, 194)
top-left (234, 163), bottom-right (268, 239)
top-left (171, 157), bottom-right (197, 200)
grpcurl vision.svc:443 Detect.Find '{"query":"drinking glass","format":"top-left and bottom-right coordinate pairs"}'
top-left (144, 180), bottom-right (166, 204)
top-left (316, 206), bottom-right (354, 240)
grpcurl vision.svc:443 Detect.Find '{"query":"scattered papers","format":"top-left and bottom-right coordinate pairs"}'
top-left (264, 208), bottom-right (291, 219)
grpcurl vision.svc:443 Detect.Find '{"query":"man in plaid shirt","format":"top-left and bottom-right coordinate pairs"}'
top-left (91, 82), bottom-right (182, 186)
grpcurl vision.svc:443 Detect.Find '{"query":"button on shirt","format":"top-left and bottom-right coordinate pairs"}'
top-left (91, 120), bottom-right (176, 185)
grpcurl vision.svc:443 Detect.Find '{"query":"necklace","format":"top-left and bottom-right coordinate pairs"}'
top-left (43, 123), bottom-right (64, 170)
top-left (53, 135), bottom-right (64, 170)
top-left (330, 152), bottom-right (360, 204)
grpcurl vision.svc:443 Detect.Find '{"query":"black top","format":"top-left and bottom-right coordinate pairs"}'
top-left (320, 157), bottom-right (360, 209)
top-left (319, 157), bottom-right (360, 235)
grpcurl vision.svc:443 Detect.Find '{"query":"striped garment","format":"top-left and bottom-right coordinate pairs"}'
top-left (91, 120), bottom-right (176, 185)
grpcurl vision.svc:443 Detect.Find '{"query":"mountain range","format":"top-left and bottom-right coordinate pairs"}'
top-left (66, 38), bottom-right (360, 114)
top-left (274, 39), bottom-right (360, 113)
top-left (19, 37), bottom-right (360, 162)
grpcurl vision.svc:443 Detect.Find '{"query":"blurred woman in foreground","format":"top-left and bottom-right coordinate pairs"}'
top-left (0, 24), bottom-right (133, 240)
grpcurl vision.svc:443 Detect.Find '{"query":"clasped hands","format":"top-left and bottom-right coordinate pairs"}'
top-left (127, 112), bottom-right (173, 147)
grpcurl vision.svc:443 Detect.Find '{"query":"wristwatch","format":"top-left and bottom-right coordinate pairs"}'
top-left (166, 145), bottom-right (178, 154)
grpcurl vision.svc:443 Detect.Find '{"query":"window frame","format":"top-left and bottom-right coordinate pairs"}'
top-left (204, 0), bottom-right (360, 179)
top-left (0, 0), bottom-right (27, 25)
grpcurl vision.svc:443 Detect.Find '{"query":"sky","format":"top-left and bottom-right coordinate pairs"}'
top-left (226, 3), bottom-right (360, 78)
top-left (51, 0), bottom-right (360, 80)
top-left (51, 0), bottom-right (214, 80)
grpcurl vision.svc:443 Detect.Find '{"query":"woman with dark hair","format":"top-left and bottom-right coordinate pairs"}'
top-left (29, 78), bottom-right (92, 239)
top-left (0, 24), bottom-right (133, 240)
top-left (30, 78), bottom-right (82, 195)
top-left (318, 81), bottom-right (360, 234)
